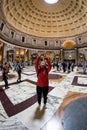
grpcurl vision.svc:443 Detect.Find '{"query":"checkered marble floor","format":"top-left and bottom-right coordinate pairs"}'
top-left (0, 66), bottom-right (87, 130)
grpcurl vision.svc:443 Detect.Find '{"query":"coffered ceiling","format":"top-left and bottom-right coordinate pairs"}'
top-left (2, 0), bottom-right (87, 38)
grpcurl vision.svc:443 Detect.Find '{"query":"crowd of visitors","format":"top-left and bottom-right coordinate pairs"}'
top-left (0, 58), bottom-right (86, 91)
top-left (1, 61), bottom-right (24, 90)
top-left (52, 61), bottom-right (75, 73)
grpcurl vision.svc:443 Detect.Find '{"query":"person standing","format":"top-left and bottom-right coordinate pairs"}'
top-left (83, 60), bottom-right (86, 74)
top-left (2, 62), bottom-right (9, 89)
top-left (16, 63), bottom-right (22, 82)
top-left (35, 54), bottom-right (51, 107)
top-left (71, 62), bottom-right (74, 72)
top-left (62, 61), bottom-right (66, 72)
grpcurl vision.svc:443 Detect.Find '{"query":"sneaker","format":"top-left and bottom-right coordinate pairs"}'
top-left (17, 80), bottom-right (19, 83)
top-left (3, 87), bottom-right (5, 90)
top-left (5, 86), bottom-right (9, 89)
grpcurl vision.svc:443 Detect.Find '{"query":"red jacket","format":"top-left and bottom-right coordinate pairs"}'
top-left (35, 56), bottom-right (51, 87)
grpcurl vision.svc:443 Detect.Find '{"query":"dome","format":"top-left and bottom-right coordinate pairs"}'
top-left (2, 0), bottom-right (87, 38)
top-left (0, 0), bottom-right (87, 50)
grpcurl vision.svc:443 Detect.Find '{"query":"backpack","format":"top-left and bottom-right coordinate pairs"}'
top-left (3, 64), bottom-right (9, 73)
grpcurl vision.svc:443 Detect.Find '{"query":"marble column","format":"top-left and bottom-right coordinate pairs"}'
top-left (3, 44), bottom-right (7, 62)
top-left (27, 50), bottom-right (29, 65)
top-left (60, 49), bottom-right (64, 62)
top-left (29, 50), bottom-right (32, 66)
top-left (75, 48), bottom-right (78, 66)
top-left (14, 48), bottom-right (16, 62)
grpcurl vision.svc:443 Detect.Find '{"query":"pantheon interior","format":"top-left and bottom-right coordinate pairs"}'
top-left (0, 0), bottom-right (87, 130)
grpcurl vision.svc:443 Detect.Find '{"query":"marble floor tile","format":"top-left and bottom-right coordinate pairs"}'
top-left (5, 82), bottom-right (36, 105)
top-left (16, 95), bottom-right (62, 130)
top-left (0, 66), bottom-right (87, 130)
top-left (70, 85), bottom-right (87, 93)
top-left (78, 77), bottom-right (87, 84)
top-left (0, 102), bottom-right (8, 120)
top-left (0, 117), bottom-right (29, 130)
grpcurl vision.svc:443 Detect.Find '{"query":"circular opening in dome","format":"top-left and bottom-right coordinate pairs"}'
top-left (44, 0), bottom-right (59, 4)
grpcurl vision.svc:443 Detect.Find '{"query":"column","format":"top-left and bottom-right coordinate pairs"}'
top-left (3, 44), bottom-right (7, 62)
top-left (60, 49), bottom-right (64, 62)
top-left (75, 48), bottom-right (78, 66)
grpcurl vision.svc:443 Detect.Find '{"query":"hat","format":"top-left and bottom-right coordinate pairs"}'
top-left (40, 61), bottom-right (45, 65)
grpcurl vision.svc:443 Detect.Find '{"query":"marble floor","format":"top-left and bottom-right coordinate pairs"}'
top-left (0, 66), bottom-right (87, 130)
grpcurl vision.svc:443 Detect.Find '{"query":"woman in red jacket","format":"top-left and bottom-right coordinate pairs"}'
top-left (35, 54), bottom-right (51, 107)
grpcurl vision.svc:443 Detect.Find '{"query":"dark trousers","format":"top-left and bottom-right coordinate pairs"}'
top-left (36, 86), bottom-right (49, 105)
top-left (3, 78), bottom-right (8, 88)
top-left (17, 72), bottom-right (21, 81)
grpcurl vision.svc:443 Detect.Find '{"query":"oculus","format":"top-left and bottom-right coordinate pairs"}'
top-left (44, 0), bottom-right (59, 4)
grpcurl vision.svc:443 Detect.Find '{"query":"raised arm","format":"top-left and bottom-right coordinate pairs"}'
top-left (35, 56), bottom-right (41, 73)
top-left (45, 58), bottom-right (51, 72)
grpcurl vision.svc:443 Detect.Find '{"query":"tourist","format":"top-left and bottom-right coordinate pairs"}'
top-left (35, 53), bottom-right (51, 107)
top-left (2, 62), bottom-right (9, 89)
